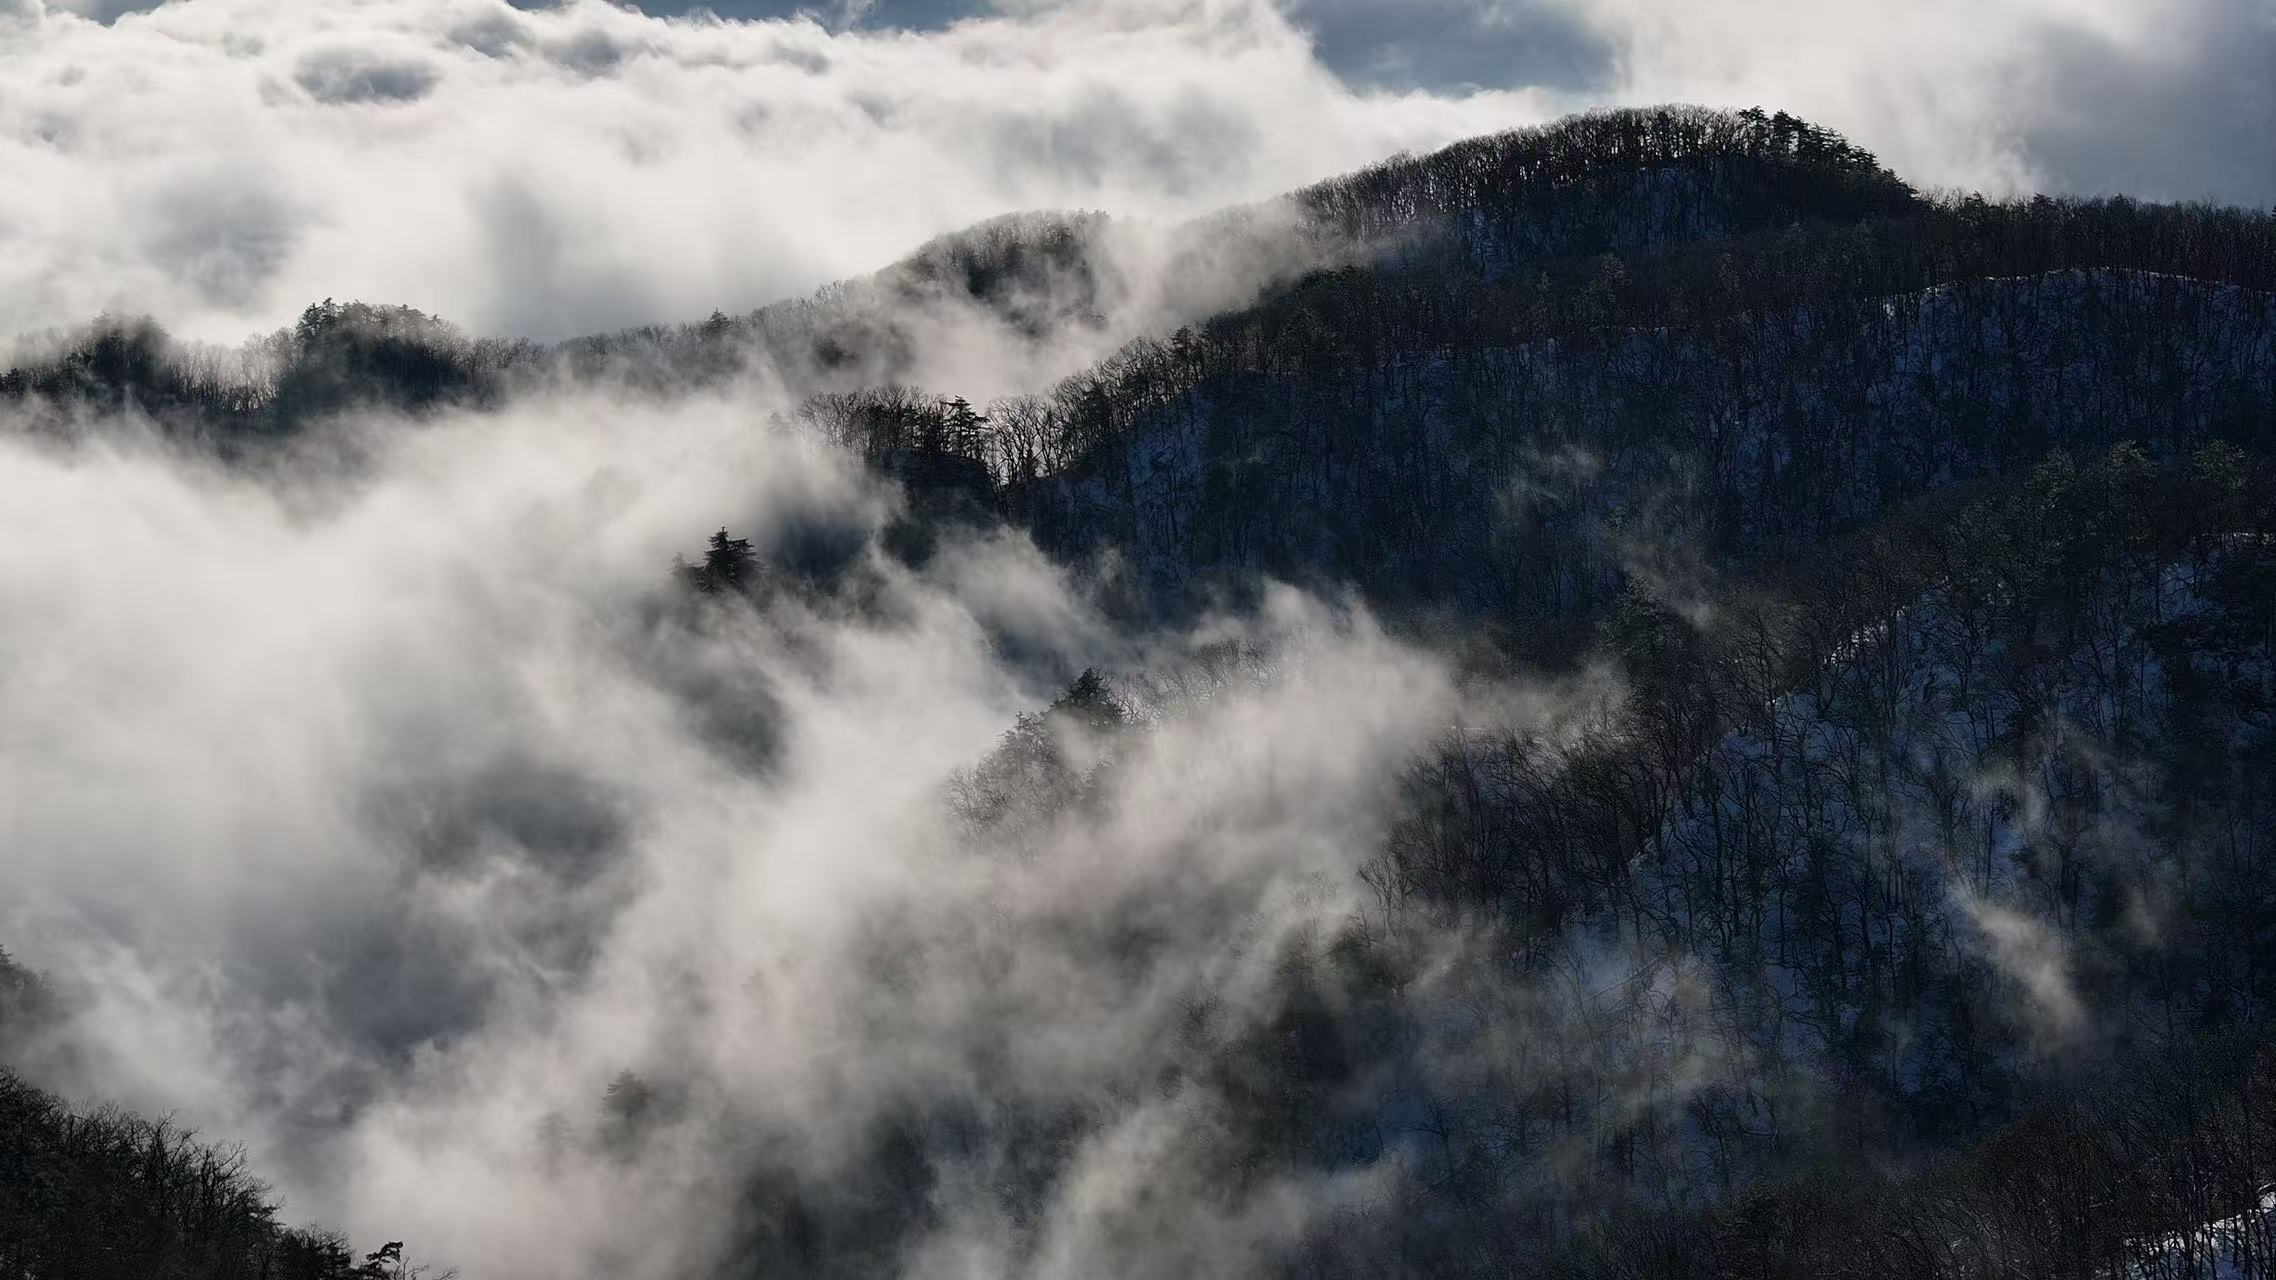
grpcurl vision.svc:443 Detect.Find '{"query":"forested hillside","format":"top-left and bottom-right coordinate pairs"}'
top-left (5, 106), bottom-right (2275, 1279)
top-left (0, 952), bottom-right (431, 1279)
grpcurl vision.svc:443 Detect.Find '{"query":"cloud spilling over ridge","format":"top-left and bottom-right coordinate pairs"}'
top-left (0, 4), bottom-right (2262, 1273)
top-left (0, 0), bottom-right (1552, 343)
top-left (0, 246), bottom-right (2226, 1280)
top-left (0, 377), bottom-right (1498, 1276)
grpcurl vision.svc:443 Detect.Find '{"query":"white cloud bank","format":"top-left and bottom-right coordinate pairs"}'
top-left (7, 0), bottom-right (2267, 350)
top-left (0, 0), bottom-right (1552, 343)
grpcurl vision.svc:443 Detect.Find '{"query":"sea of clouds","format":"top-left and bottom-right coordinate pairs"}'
top-left (0, 2), bottom-right (2262, 1274)
top-left (4, 0), bottom-right (2268, 346)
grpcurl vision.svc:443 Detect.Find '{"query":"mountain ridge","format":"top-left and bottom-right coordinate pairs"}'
top-left (6, 103), bottom-right (2276, 1280)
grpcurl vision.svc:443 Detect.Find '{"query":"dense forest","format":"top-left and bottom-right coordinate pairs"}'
top-left (5, 105), bottom-right (2276, 1278)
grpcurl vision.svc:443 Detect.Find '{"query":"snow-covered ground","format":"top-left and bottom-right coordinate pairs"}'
top-left (2128, 1188), bottom-right (2276, 1279)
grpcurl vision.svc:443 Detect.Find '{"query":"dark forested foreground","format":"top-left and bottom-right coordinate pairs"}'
top-left (5, 106), bottom-right (2276, 1279)
top-left (0, 954), bottom-right (437, 1278)
top-left (0, 1073), bottom-right (433, 1280)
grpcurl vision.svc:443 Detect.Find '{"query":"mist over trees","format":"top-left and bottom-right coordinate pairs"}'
top-left (0, 1068), bottom-right (451, 1280)
top-left (5, 105), bottom-right (2276, 1278)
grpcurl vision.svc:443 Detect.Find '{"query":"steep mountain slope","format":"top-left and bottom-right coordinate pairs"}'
top-left (689, 112), bottom-right (2276, 1278)
top-left (989, 114), bottom-right (2271, 637)
top-left (1022, 269), bottom-right (2274, 629)
top-left (5, 106), bottom-right (2276, 1280)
